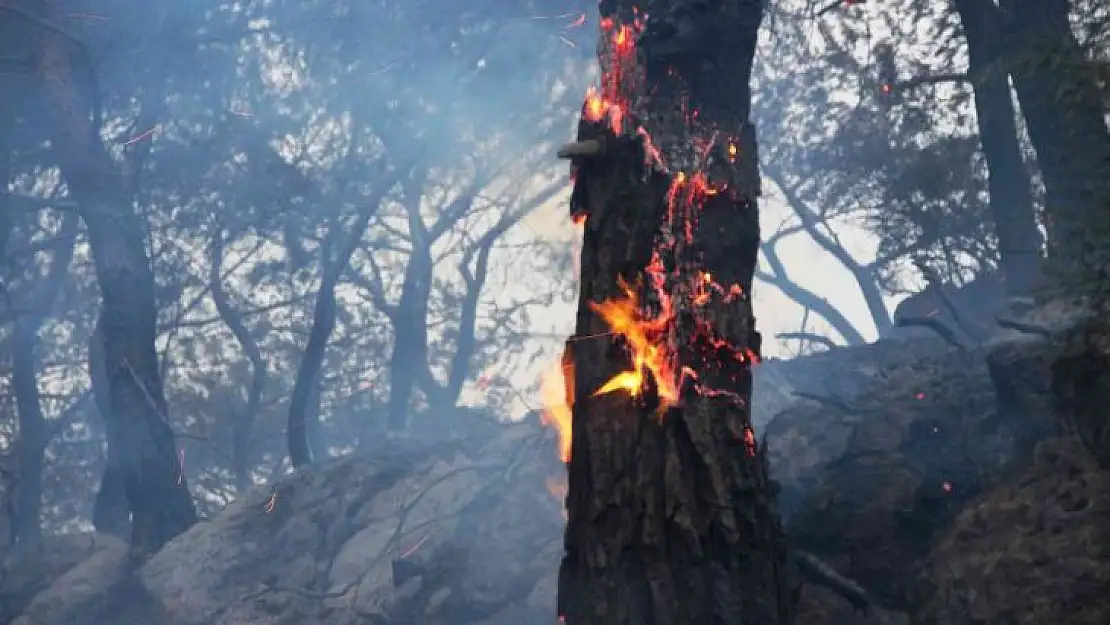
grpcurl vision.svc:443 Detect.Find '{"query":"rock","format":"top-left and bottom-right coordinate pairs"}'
top-left (9, 537), bottom-right (137, 625)
top-left (0, 533), bottom-right (125, 624)
top-left (795, 585), bottom-right (909, 625)
top-left (985, 332), bottom-right (1059, 459)
top-left (913, 438), bottom-right (1110, 625)
top-left (784, 341), bottom-right (1030, 607)
top-left (139, 421), bottom-right (563, 625)
top-left (1052, 319), bottom-right (1110, 469)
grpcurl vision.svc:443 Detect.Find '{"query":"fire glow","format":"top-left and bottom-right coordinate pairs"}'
top-left (540, 9), bottom-right (758, 464)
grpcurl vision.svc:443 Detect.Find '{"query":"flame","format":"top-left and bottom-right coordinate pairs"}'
top-left (588, 276), bottom-right (681, 408)
top-left (545, 476), bottom-right (569, 520)
top-left (540, 360), bottom-right (573, 462)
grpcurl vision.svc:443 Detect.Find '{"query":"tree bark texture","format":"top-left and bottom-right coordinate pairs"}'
top-left (25, 0), bottom-right (196, 556)
top-left (998, 0), bottom-right (1110, 282)
top-left (954, 0), bottom-right (1042, 295)
top-left (89, 319), bottom-right (131, 540)
top-left (556, 2), bottom-right (792, 625)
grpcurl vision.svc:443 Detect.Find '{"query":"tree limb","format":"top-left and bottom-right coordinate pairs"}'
top-left (775, 332), bottom-right (838, 351)
top-left (763, 164), bottom-right (893, 334)
top-left (895, 73), bottom-right (971, 91)
top-left (896, 315), bottom-right (969, 351)
top-left (757, 239), bottom-right (866, 345)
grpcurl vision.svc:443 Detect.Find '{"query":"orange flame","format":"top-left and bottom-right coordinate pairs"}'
top-left (540, 360), bottom-right (573, 462)
top-left (588, 276), bottom-right (681, 409)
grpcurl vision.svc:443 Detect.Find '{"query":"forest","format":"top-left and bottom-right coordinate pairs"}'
top-left (0, 0), bottom-right (1107, 624)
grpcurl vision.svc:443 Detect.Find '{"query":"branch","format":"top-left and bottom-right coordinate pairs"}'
top-left (793, 550), bottom-right (874, 611)
top-left (995, 315), bottom-right (1052, 338)
top-left (896, 315), bottom-right (969, 351)
top-left (792, 391), bottom-right (859, 414)
top-left (557, 139), bottom-right (604, 159)
top-left (911, 259), bottom-right (987, 342)
top-left (762, 164), bottom-right (893, 333)
top-left (815, 0), bottom-right (868, 18)
top-left (0, 192), bottom-right (78, 212)
top-left (895, 73), bottom-right (971, 90)
top-left (757, 239), bottom-right (866, 345)
top-left (775, 332), bottom-right (838, 351)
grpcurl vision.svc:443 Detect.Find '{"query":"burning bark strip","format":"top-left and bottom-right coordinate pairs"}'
top-left (547, 1), bottom-right (793, 624)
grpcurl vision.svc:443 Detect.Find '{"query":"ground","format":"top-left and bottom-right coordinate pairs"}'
top-left (2, 302), bottom-right (1107, 625)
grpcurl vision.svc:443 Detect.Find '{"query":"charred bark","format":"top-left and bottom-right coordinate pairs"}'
top-left (89, 318), bottom-right (130, 540)
top-left (955, 0), bottom-right (1042, 294)
top-left (26, 1), bottom-right (196, 556)
top-left (556, 2), bottom-right (792, 625)
top-left (998, 0), bottom-right (1110, 282)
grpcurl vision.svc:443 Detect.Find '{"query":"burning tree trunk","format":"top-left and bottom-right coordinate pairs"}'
top-left (25, 1), bottom-right (196, 556)
top-left (555, 2), bottom-right (792, 624)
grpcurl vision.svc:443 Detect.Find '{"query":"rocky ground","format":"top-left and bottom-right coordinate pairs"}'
top-left (2, 302), bottom-right (1108, 625)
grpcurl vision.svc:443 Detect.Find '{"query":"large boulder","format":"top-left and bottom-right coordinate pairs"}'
top-left (0, 534), bottom-right (125, 625)
top-left (140, 421), bottom-right (564, 625)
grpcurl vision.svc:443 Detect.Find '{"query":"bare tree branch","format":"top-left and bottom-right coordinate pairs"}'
top-left (758, 236), bottom-right (866, 345)
top-left (763, 164), bottom-right (894, 334)
top-left (775, 332), bottom-right (838, 351)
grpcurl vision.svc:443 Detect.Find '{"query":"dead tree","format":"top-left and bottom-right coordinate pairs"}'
top-left (555, 1), bottom-right (792, 624)
top-left (16, 0), bottom-right (196, 557)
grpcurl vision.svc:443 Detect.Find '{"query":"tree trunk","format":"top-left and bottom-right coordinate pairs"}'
top-left (955, 0), bottom-right (1042, 295)
top-left (556, 2), bottom-right (792, 624)
top-left (287, 269), bottom-right (337, 467)
top-left (287, 190), bottom-right (386, 466)
top-left (998, 0), bottom-right (1110, 284)
top-left (386, 244), bottom-right (433, 430)
top-left (29, 1), bottom-right (196, 557)
top-left (89, 319), bottom-right (131, 540)
top-left (210, 237), bottom-right (267, 493)
top-left (10, 214), bottom-right (77, 547)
